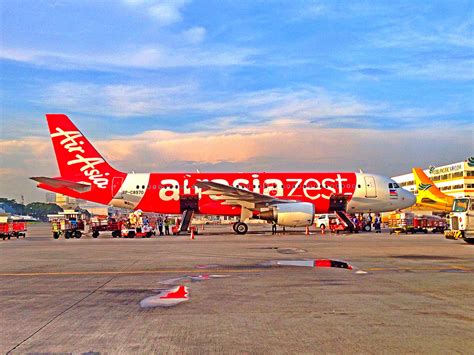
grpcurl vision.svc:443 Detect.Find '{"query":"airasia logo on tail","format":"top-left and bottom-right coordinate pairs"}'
top-left (51, 128), bottom-right (109, 189)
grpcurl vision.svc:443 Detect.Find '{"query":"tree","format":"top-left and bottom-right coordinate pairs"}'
top-left (0, 198), bottom-right (25, 215)
top-left (24, 202), bottom-right (63, 222)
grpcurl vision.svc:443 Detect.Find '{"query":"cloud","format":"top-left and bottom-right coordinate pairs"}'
top-left (39, 82), bottom-right (199, 117)
top-left (123, 0), bottom-right (190, 26)
top-left (38, 82), bottom-right (465, 130)
top-left (182, 26), bottom-right (206, 44)
top-left (0, 43), bottom-right (256, 69)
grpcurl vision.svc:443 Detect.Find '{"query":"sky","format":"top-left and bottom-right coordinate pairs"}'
top-left (1, 0), bottom-right (473, 202)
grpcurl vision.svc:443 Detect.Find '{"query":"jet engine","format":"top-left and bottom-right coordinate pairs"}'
top-left (259, 202), bottom-right (315, 227)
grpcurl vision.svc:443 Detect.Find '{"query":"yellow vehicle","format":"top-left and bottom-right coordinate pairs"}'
top-left (444, 197), bottom-right (474, 244)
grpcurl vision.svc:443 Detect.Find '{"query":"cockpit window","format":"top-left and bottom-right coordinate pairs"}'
top-left (388, 183), bottom-right (393, 188)
top-left (389, 182), bottom-right (400, 189)
top-left (393, 182), bottom-right (400, 188)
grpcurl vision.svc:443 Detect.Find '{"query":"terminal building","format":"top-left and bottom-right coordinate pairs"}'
top-left (392, 158), bottom-right (474, 198)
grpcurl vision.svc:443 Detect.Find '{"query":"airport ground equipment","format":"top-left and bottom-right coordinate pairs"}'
top-left (0, 213), bottom-right (27, 240)
top-left (119, 211), bottom-right (155, 238)
top-left (444, 197), bottom-right (474, 244)
top-left (120, 222), bottom-right (154, 238)
top-left (172, 210), bottom-right (198, 236)
top-left (389, 212), bottom-right (446, 234)
top-left (331, 211), bottom-right (359, 233)
top-left (90, 215), bottom-right (122, 238)
top-left (327, 212), bottom-right (361, 234)
top-left (48, 210), bottom-right (86, 239)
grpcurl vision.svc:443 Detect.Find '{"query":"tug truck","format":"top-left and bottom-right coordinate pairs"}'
top-left (444, 197), bottom-right (474, 244)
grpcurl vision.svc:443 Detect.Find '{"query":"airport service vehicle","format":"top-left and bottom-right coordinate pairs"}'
top-left (327, 211), bottom-right (368, 234)
top-left (120, 223), bottom-right (154, 238)
top-left (31, 114), bottom-right (416, 235)
top-left (315, 214), bottom-right (337, 229)
top-left (388, 212), bottom-right (445, 234)
top-left (444, 197), bottom-right (474, 244)
top-left (0, 213), bottom-right (27, 240)
top-left (48, 210), bottom-right (86, 239)
top-left (90, 215), bottom-right (123, 238)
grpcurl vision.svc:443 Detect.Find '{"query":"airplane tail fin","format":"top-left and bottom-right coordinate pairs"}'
top-left (412, 168), bottom-right (454, 212)
top-left (46, 114), bottom-right (121, 183)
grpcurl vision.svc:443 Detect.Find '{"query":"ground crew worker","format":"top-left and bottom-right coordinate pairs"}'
top-left (272, 221), bottom-right (277, 235)
top-left (374, 214), bottom-right (381, 233)
top-left (366, 214), bottom-right (373, 230)
top-left (158, 218), bottom-right (164, 236)
top-left (164, 217), bottom-right (171, 235)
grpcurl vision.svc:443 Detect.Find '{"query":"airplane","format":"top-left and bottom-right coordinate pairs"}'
top-left (410, 168), bottom-right (454, 213)
top-left (31, 114), bottom-right (415, 235)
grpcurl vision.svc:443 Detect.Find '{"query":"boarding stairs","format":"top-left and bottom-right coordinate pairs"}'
top-left (335, 210), bottom-right (356, 232)
top-left (179, 210), bottom-right (194, 232)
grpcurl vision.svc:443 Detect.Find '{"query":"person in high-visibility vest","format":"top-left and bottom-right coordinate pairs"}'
top-left (164, 217), bottom-right (171, 235)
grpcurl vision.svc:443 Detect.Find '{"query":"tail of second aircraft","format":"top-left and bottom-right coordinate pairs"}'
top-left (412, 167), bottom-right (454, 212)
top-left (31, 114), bottom-right (126, 204)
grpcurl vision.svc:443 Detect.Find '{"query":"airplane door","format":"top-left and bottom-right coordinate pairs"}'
top-left (111, 177), bottom-right (124, 197)
top-left (364, 176), bottom-right (377, 198)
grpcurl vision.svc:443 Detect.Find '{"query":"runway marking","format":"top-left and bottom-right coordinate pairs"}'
top-left (0, 269), bottom-right (264, 277)
top-left (0, 265), bottom-right (472, 277)
top-left (366, 265), bottom-right (473, 272)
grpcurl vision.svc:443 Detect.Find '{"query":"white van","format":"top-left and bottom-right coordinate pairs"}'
top-left (315, 214), bottom-right (337, 229)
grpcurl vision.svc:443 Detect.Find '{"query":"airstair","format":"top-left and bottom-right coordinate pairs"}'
top-left (335, 210), bottom-right (356, 232)
top-left (179, 210), bottom-right (194, 232)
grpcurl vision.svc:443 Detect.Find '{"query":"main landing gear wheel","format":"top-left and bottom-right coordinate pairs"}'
top-left (234, 222), bottom-right (248, 235)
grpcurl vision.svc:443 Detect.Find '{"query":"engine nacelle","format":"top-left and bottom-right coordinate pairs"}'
top-left (259, 202), bottom-right (315, 227)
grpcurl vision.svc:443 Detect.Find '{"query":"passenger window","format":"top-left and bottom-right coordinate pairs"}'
top-left (136, 185), bottom-right (139, 189)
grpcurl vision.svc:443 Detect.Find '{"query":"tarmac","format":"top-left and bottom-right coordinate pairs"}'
top-left (1, 223), bottom-right (473, 354)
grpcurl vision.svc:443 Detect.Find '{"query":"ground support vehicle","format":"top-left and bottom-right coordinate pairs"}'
top-left (328, 212), bottom-right (360, 234)
top-left (389, 212), bottom-right (446, 234)
top-left (0, 214), bottom-right (28, 240)
top-left (445, 197), bottom-right (474, 244)
top-left (90, 216), bottom-right (123, 238)
top-left (48, 210), bottom-right (86, 239)
top-left (120, 223), bottom-right (154, 238)
top-left (172, 210), bottom-right (198, 236)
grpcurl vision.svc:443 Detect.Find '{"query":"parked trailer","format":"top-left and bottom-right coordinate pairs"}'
top-left (90, 216), bottom-right (123, 238)
top-left (389, 212), bottom-right (446, 234)
top-left (0, 214), bottom-right (27, 240)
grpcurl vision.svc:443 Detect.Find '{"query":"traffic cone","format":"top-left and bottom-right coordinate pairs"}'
top-left (321, 225), bottom-right (325, 235)
top-left (305, 226), bottom-right (310, 236)
top-left (190, 228), bottom-right (195, 240)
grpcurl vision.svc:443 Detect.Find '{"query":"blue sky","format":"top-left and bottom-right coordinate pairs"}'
top-left (0, 0), bottom-right (473, 201)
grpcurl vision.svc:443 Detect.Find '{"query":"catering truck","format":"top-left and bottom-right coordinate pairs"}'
top-left (444, 197), bottom-right (474, 244)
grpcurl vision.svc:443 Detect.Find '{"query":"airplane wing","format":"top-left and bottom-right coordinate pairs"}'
top-left (195, 180), bottom-right (293, 207)
top-left (30, 177), bottom-right (92, 193)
